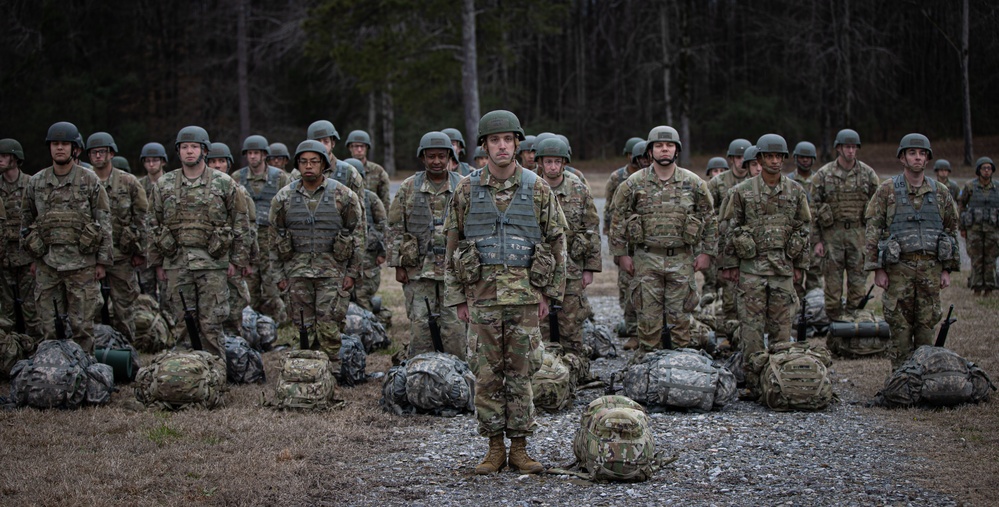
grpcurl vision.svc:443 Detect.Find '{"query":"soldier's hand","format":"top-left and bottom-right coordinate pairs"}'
top-left (29, 262), bottom-right (35, 276)
top-left (278, 279), bottom-right (288, 291)
top-left (619, 255), bottom-right (634, 275)
top-left (582, 270), bottom-right (593, 289)
top-left (395, 267), bottom-right (409, 284)
top-left (693, 254), bottom-right (712, 273)
top-left (814, 242), bottom-right (825, 258)
top-left (342, 276), bottom-right (355, 291)
top-left (156, 266), bottom-right (166, 281)
top-left (538, 295), bottom-right (550, 320)
top-left (722, 268), bottom-right (739, 282)
top-left (227, 263), bottom-right (237, 277)
top-left (960, 230), bottom-right (966, 239)
top-left (242, 265), bottom-right (253, 277)
top-left (377, 255), bottom-right (386, 265)
top-left (457, 302), bottom-right (470, 323)
top-left (874, 269), bottom-right (889, 289)
top-left (794, 268), bottom-right (802, 284)
top-left (95, 265), bottom-right (106, 281)
top-left (131, 255), bottom-right (145, 268)
top-left (941, 270), bottom-right (951, 289)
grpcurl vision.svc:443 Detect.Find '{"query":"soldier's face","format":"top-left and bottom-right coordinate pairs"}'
top-left (267, 156), bottom-right (288, 170)
top-left (245, 149), bottom-right (265, 169)
top-left (837, 144), bottom-right (859, 163)
top-left (728, 155), bottom-right (744, 171)
top-left (635, 155), bottom-right (649, 167)
top-left (707, 167), bottom-right (724, 179)
top-left (207, 158), bottom-right (230, 172)
top-left (348, 143), bottom-right (368, 160)
top-left (899, 148), bottom-right (929, 172)
top-left (935, 168), bottom-right (950, 179)
top-left (298, 152), bottom-right (325, 182)
top-left (747, 160), bottom-right (763, 177)
top-left (451, 141), bottom-right (463, 157)
top-left (421, 149), bottom-right (449, 175)
top-left (475, 156), bottom-right (488, 168)
top-left (179, 142), bottom-right (204, 167)
top-left (796, 156), bottom-right (814, 170)
top-left (521, 150), bottom-right (536, 166)
top-left (318, 137), bottom-right (335, 155)
top-left (761, 152), bottom-right (785, 175)
top-left (0, 153), bottom-right (16, 171)
top-left (88, 148), bottom-right (113, 169)
top-left (143, 157), bottom-right (165, 175)
top-left (49, 141), bottom-right (74, 165)
top-left (981, 164), bottom-right (995, 180)
top-left (540, 156), bottom-right (565, 179)
top-left (485, 133), bottom-right (517, 168)
top-left (650, 141), bottom-right (678, 166)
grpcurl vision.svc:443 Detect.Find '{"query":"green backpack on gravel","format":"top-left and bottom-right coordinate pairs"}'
top-left (134, 350), bottom-right (227, 410)
top-left (265, 349), bottom-right (340, 410)
top-left (622, 348), bottom-right (737, 412)
top-left (131, 294), bottom-right (173, 353)
top-left (572, 395), bottom-right (659, 482)
top-left (751, 341), bottom-right (834, 411)
top-left (9, 339), bottom-right (115, 409)
top-left (532, 348), bottom-right (577, 412)
top-left (873, 346), bottom-right (996, 407)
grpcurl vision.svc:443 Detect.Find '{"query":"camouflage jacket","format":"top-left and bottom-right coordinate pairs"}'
top-left (387, 171), bottom-right (460, 281)
top-left (864, 175), bottom-right (960, 273)
top-left (362, 188), bottom-right (387, 269)
top-left (934, 177), bottom-right (961, 201)
top-left (721, 175), bottom-right (812, 276)
top-left (444, 164), bottom-right (567, 307)
top-left (235, 185), bottom-right (259, 264)
top-left (1, 170), bottom-right (33, 267)
top-left (707, 169), bottom-right (747, 217)
top-left (811, 159), bottom-right (880, 240)
top-left (787, 169), bottom-right (821, 251)
top-left (603, 164), bottom-right (639, 235)
top-left (365, 160), bottom-right (391, 210)
top-left (549, 171), bottom-right (602, 283)
top-left (269, 176), bottom-right (364, 281)
top-left (957, 178), bottom-right (999, 232)
top-left (22, 164), bottom-right (113, 271)
top-left (149, 166), bottom-right (250, 270)
top-left (608, 166), bottom-right (718, 258)
top-left (99, 168), bottom-right (149, 263)
top-left (232, 165), bottom-right (290, 228)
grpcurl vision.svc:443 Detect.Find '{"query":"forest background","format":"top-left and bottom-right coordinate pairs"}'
top-left (1, 0), bottom-right (997, 173)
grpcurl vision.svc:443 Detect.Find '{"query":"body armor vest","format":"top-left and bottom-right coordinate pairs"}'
top-left (745, 178), bottom-right (796, 252)
top-left (966, 180), bottom-right (999, 212)
top-left (407, 171), bottom-right (460, 258)
top-left (330, 161), bottom-right (353, 189)
top-left (464, 168), bottom-right (542, 267)
top-left (2, 174), bottom-right (27, 243)
top-left (162, 170), bottom-right (226, 247)
top-left (823, 165), bottom-right (871, 223)
top-left (285, 180), bottom-right (343, 253)
top-left (889, 175), bottom-right (945, 254)
top-left (238, 166), bottom-right (282, 226)
top-left (36, 167), bottom-right (91, 245)
top-left (104, 170), bottom-right (131, 246)
top-left (635, 170), bottom-right (696, 249)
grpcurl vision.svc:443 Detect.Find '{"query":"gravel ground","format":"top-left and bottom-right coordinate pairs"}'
top-left (317, 295), bottom-right (957, 507)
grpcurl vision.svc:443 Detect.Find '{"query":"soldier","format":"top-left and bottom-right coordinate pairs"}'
top-left (705, 156), bottom-right (728, 180)
top-left (232, 135), bottom-right (288, 322)
top-left (346, 130), bottom-right (390, 210)
top-left (444, 110), bottom-right (566, 475)
top-left (388, 132), bottom-right (465, 357)
top-left (720, 135), bottom-right (811, 372)
top-left (0, 138), bottom-right (38, 335)
top-left (811, 129), bottom-right (879, 319)
top-left (148, 126), bottom-right (250, 360)
top-left (701, 156), bottom-right (730, 303)
top-left (86, 132), bottom-right (148, 340)
top-left (788, 141), bottom-right (823, 299)
top-left (555, 134), bottom-right (588, 186)
top-left (958, 156), bottom-right (999, 295)
top-left (270, 140), bottom-right (364, 361)
top-left (266, 142), bottom-right (291, 172)
top-left (865, 134), bottom-right (959, 369)
top-left (706, 138), bottom-right (752, 333)
top-left (473, 146), bottom-right (489, 169)
top-left (535, 137), bottom-right (601, 367)
top-left (517, 135), bottom-right (537, 171)
top-left (343, 157), bottom-right (387, 314)
top-left (609, 125), bottom-right (717, 352)
top-left (137, 142), bottom-right (169, 298)
top-left (21, 122), bottom-right (113, 352)
top-left (303, 120), bottom-right (367, 198)
top-left (604, 140), bottom-right (648, 343)
top-left (932, 159), bottom-right (961, 200)
top-left (442, 127), bottom-right (473, 176)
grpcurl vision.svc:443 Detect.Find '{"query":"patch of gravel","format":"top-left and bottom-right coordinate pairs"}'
top-left (320, 295), bottom-right (957, 507)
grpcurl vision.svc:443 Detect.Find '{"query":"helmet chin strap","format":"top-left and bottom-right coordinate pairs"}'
top-left (654, 154), bottom-right (677, 166)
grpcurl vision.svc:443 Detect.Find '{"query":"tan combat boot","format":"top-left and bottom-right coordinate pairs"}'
top-left (507, 437), bottom-right (544, 473)
top-left (474, 435), bottom-right (507, 475)
top-left (623, 337), bottom-right (640, 350)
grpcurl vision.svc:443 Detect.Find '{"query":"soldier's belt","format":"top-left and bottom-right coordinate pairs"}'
top-left (832, 220), bottom-right (860, 229)
top-left (899, 251), bottom-right (936, 262)
top-left (432, 247), bottom-right (446, 255)
top-left (640, 244), bottom-right (692, 257)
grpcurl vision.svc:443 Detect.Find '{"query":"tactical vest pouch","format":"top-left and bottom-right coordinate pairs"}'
top-left (22, 227), bottom-right (46, 258)
top-left (119, 226), bottom-right (140, 256)
top-left (682, 215), bottom-right (702, 246)
top-left (332, 231), bottom-right (353, 262)
top-left (733, 227), bottom-right (757, 260)
top-left (937, 234), bottom-right (957, 262)
top-left (275, 230), bottom-right (294, 262)
top-left (960, 210), bottom-right (973, 228)
top-left (816, 203), bottom-right (834, 229)
top-left (682, 285), bottom-right (700, 313)
top-left (78, 222), bottom-right (102, 255)
top-left (207, 226), bottom-right (233, 259)
top-left (786, 229), bottom-right (807, 259)
top-left (331, 287), bottom-right (351, 323)
top-left (878, 236), bottom-right (900, 266)
top-left (452, 239), bottom-right (481, 284)
top-left (625, 214), bottom-right (644, 246)
top-left (155, 228), bottom-right (179, 257)
top-left (569, 231), bottom-right (591, 262)
top-left (398, 233), bottom-right (421, 267)
top-left (529, 242), bottom-right (556, 289)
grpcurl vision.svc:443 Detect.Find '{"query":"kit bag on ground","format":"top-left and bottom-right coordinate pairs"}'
top-left (134, 350), bottom-right (227, 410)
top-left (131, 294), bottom-right (174, 353)
top-left (224, 335), bottom-right (266, 384)
top-left (873, 345), bottom-right (996, 408)
top-left (750, 341), bottom-right (834, 411)
top-left (240, 306), bottom-right (277, 351)
top-left (532, 347), bottom-right (577, 412)
top-left (622, 348), bottom-right (737, 412)
top-left (344, 303), bottom-right (390, 352)
top-left (337, 334), bottom-right (367, 386)
top-left (826, 309), bottom-right (891, 358)
top-left (94, 324), bottom-right (140, 382)
top-left (582, 319), bottom-right (617, 359)
top-left (793, 288), bottom-right (831, 338)
top-left (572, 395), bottom-right (658, 482)
top-left (264, 349), bottom-right (339, 410)
top-left (1, 330), bottom-right (36, 380)
top-left (9, 339), bottom-right (114, 409)
top-left (380, 351), bottom-right (476, 416)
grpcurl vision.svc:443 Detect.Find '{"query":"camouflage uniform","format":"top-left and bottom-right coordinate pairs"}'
top-left (811, 159), bottom-right (879, 319)
top-left (136, 174), bottom-right (162, 298)
top-left (224, 185), bottom-right (256, 333)
top-left (957, 179), bottom-right (999, 291)
top-left (609, 166), bottom-right (718, 350)
top-left (354, 188), bottom-right (387, 312)
top-left (604, 164), bottom-right (640, 336)
top-left (787, 170), bottom-right (823, 298)
top-left (149, 167), bottom-right (250, 360)
top-left (444, 165), bottom-right (567, 438)
top-left (721, 175), bottom-right (811, 358)
top-left (232, 165), bottom-right (290, 322)
top-left (865, 176), bottom-right (960, 368)
top-left (936, 177), bottom-right (961, 200)
top-left (365, 160), bottom-right (391, 210)
top-left (97, 167), bottom-right (149, 340)
top-left (22, 164), bottom-right (113, 352)
top-left (388, 170), bottom-right (465, 358)
top-left (270, 177), bottom-right (364, 360)
top-left (707, 170), bottom-right (748, 327)
top-left (1, 169), bottom-right (38, 335)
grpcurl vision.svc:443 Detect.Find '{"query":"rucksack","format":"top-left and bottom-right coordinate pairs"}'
top-left (94, 324), bottom-right (141, 382)
top-left (1, 330), bottom-right (35, 380)
top-left (134, 350), bottom-right (227, 410)
top-left (405, 352), bottom-right (476, 416)
top-left (344, 303), bottom-right (390, 352)
top-left (792, 288), bottom-right (831, 338)
top-left (874, 346), bottom-right (996, 408)
top-left (337, 334), bottom-right (367, 387)
top-left (9, 340), bottom-right (115, 409)
top-left (532, 348), bottom-right (576, 412)
top-left (224, 335), bottom-right (266, 384)
top-left (240, 306), bottom-right (277, 351)
top-left (131, 294), bottom-right (173, 353)
top-left (582, 319), bottom-right (617, 359)
top-left (622, 348), bottom-right (737, 412)
top-left (753, 342), bottom-right (834, 411)
top-left (572, 395), bottom-right (658, 482)
top-left (826, 309), bottom-right (891, 358)
top-left (265, 349), bottom-right (339, 410)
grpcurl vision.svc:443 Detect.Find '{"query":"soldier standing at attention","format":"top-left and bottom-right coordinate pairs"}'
top-left (932, 159), bottom-right (961, 200)
top-left (445, 110), bottom-right (567, 475)
top-left (86, 132), bottom-right (148, 340)
top-left (721, 135), bottom-right (811, 378)
top-left (700, 156), bottom-right (730, 304)
top-left (707, 138), bottom-right (752, 333)
top-left (811, 129), bottom-right (879, 319)
top-left (137, 142), bottom-right (169, 298)
top-left (610, 126), bottom-right (717, 352)
top-left (22, 122), bottom-right (113, 352)
top-left (442, 128), bottom-right (474, 177)
top-left (788, 141), bottom-right (823, 299)
top-left (517, 135), bottom-right (537, 172)
top-left (388, 132), bottom-right (465, 357)
top-left (605, 140), bottom-right (648, 344)
top-left (271, 140), bottom-right (364, 361)
top-left (865, 134), bottom-right (959, 369)
top-left (346, 130), bottom-right (391, 210)
top-left (343, 157), bottom-right (387, 315)
top-left (958, 156), bottom-right (999, 295)
top-left (266, 143), bottom-right (291, 173)
top-left (0, 138), bottom-right (38, 335)
top-left (302, 120), bottom-right (366, 198)
top-left (149, 126), bottom-right (250, 360)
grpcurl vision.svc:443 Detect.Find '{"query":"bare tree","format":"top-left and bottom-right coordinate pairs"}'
top-left (237, 0), bottom-right (250, 142)
top-left (462, 0), bottom-right (480, 162)
top-left (961, 0), bottom-right (974, 165)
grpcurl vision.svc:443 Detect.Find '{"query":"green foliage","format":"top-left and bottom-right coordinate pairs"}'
top-left (147, 421), bottom-right (182, 447)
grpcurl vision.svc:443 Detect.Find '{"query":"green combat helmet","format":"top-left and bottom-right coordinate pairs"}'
top-left (631, 141), bottom-right (648, 161)
top-left (307, 120), bottom-right (340, 141)
top-left (477, 110), bottom-right (525, 146)
top-left (346, 130), bottom-right (372, 149)
top-left (933, 159), bottom-right (951, 172)
top-left (0, 138), bottom-right (26, 162)
top-left (207, 142), bottom-right (234, 167)
top-left (294, 140), bottom-right (332, 170)
top-left (112, 156), bottom-right (130, 171)
top-left (896, 133), bottom-right (932, 159)
top-left (417, 131), bottom-right (455, 159)
top-left (706, 157), bottom-right (728, 175)
top-left (624, 137), bottom-right (644, 156)
top-left (834, 128), bottom-right (861, 148)
top-left (242, 135), bottom-right (270, 155)
top-left (518, 135), bottom-right (536, 154)
top-left (556, 134), bottom-right (573, 156)
top-left (975, 156), bottom-right (995, 176)
top-left (756, 134), bottom-right (789, 155)
top-left (343, 157), bottom-right (366, 178)
top-left (474, 146), bottom-right (487, 159)
top-left (175, 126), bottom-right (211, 151)
top-left (441, 128), bottom-right (466, 153)
top-left (793, 141), bottom-right (817, 158)
top-left (532, 132), bottom-right (556, 151)
top-left (741, 146), bottom-right (760, 168)
top-left (727, 138), bottom-right (751, 157)
top-left (535, 137), bottom-right (570, 163)
top-left (87, 132), bottom-right (118, 154)
top-left (268, 143), bottom-right (290, 159)
top-left (647, 126), bottom-right (682, 151)
top-left (74, 133), bottom-right (86, 150)
top-left (46, 121), bottom-right (81, 145)
top-left (140, 142), bottom-right (168, 163)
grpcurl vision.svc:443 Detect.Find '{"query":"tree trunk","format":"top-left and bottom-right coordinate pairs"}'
top-left (660, 3), bottom-right (673, 126)
top-left (381, 87), bottom-right (396, 175)
top-left (461, 0), bottom-right (480, 163)
top-left (236, 0), bottom-right (250, 144)
top-left (961, 0), bottom-right (974, 166)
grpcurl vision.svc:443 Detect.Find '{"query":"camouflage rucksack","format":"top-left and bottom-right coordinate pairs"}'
top-left (1, 330), bottom-right (35, 380)
top-left (582, 319), bottom-right (617, 359)
top-left (224, 335), bottom-right (266, 384)
top-left (792, 288), bottom-right (830, 338)
top-left (874, 346), bottom-right (996, 407)
top-left (134, 350), bottom-right (227, 410)
top-left (572, 395), bottom-right (658, 482)
top-left (337, 334), bottom-right (367, 386)
top-left (622, 348), bottom-right (737, 412)
top-left (131, 294), bottom-right (173, 353)
top-left (532, 348), bottom-right (576, 412)
top-left (265, 349), bottom-right (340, 410)
top-left (94, 324), bottom-right (141, 382)
top-left (753, 342), bottom-right (834, 411)
top-left (344, 303), bottom-right (390, 352)
top-left (826, 309), bottom-right (890, 358)
top-left (9, 340), bottom-right (115, 409)
top-left (240, 307), bottom-right (277, 351)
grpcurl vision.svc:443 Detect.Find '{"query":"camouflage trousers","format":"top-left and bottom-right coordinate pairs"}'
top-left (965, 226), bottom-right (999, 290)
top-left (794, 265), bottom-right (824, 301)
top-left (616, 262), bottom-right (637, 335)
top-left (102, 259), bottom-right (141, 341)
top-left (224, 272), bottom-right (251, 334)
top-left (289, 276), bottom-right (345, 361)
top-left (354, 264), bottom-right (382, 312)
top-left (136, 264), bottom-right (159, 303)
top-left (737, 272), bottom-right (795, 358)
top-left (883, 258), bottom-right (942, 369)
top-left (630, 248), bottom-right (697, 350)
top-left (404, 278), bottom-right (465, 359)
top-left (720, 277), bottom-right (739, 334)
top-left (34, 263), bottom-right (100, 353)
top-left (245, 228), bottom-right (286, 322)
top-left (821, 224), bottom-right (869, 319)
top-left (540, 277), bottom-right (585, 355)
top-left (0, 263), bottom-right (39, 336)
top-left (467, 304), bottom-right (542, 438)
top-left (164, 268), bottom-right (229, 361)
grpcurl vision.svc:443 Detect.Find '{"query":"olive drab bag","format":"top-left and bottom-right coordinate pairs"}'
top-left (94, 324), bottom-right (141, 382)
top-left (874, 346), bottom-right (996, 408)
top-left (265, 349), bottom-right (339, 410)
top-left (223, 335), bottom-right (266, 384)
top-left (131, 294), bottom-right (173, 353)
top-left (572, 395), bottom-right (658, 482)
top-left (826, 309), bottom-right (891, 358)
top-left (9, 339), bottom-right (115, 409)
top-left (622, 348), bottom-right (737, 412)
top-left (134, 350), bottom-right (227, 410)
top-left (753, 342), bottom-right (834, 411)
top-left (582, 319), bottom-right (617, 359)
top-left (532, 348), bottom-right (576, 412)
